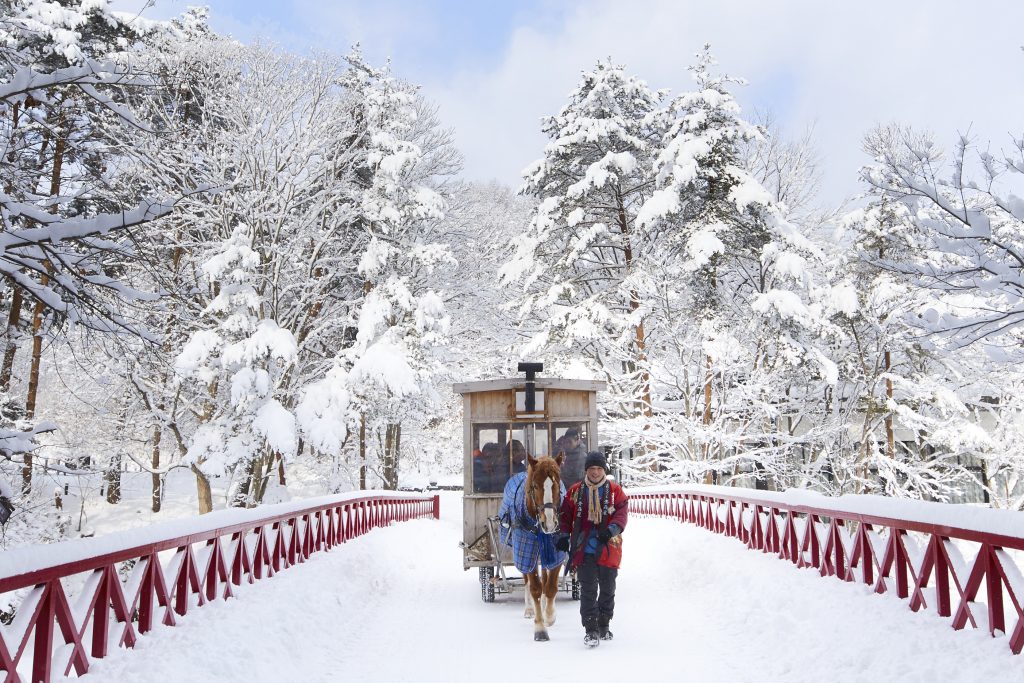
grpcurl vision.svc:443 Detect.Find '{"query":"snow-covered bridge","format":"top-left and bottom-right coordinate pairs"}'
top-left (1, 491), bottom-right (1023, 682)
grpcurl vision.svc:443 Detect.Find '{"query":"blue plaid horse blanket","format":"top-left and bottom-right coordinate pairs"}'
top-left (498, 472), bottom-right (567, 573)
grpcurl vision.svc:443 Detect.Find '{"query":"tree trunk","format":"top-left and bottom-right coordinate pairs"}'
top-left (21, 292), bottom-right (45, 494)
top-left (0, 284), bottom-right (22, 393)
top-left (359, 279), bottom-right (373, 491)
top-left (980, 459), bottom-right (991, 505)
top-left (278, 446), bottom-right (289, 486)
top-left (382, 423), bottom-right (401, 490)
top-left (359, 412), bottom-right (367, 490)
top-left (151, 425), bottom-right (162, 513)
top-left (232, 457), bottom-right (257, 508)
top-left (615, 200), bottom-right (653, 419)
top-left (0, 103), bottom-right (24, 390)
top-left (254, 452), bottom-right (277, 504)
top-left (884, 350), bottom-right (895, 460)
top-left (193, 464), bottom-right (213, 514)
top-left (104, 452), bottom-right (122, 504)
top-left (22, 120), bottom-right (65, 494)
top-left (251, 458), bottom-right (266, 505)
top-left (703, 354), bottom-right (714, 485)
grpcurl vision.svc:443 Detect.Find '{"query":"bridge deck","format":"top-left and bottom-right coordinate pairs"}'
top-left (83, 492), bottom-right (1022, 682)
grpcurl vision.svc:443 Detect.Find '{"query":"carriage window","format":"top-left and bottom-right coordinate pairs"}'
top-left (472, 423), bottom-right (510, 494)
top-left (515, 390), bottom-right (544, 412)
top-left (531, 424), bottom-right (550, 457)
top-left (508, 427), bottom-right (529, 476)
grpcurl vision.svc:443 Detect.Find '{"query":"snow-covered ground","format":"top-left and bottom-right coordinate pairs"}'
top-left (81, 491), bottom-right (1024, 682)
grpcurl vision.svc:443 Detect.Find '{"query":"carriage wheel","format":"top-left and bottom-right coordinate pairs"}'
top-left (571, 572), bottom-right (581, 600)
top-left (479, 566), bottom-right (495, 603)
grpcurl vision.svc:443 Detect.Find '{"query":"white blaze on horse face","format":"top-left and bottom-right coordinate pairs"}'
top-left (542, 478), bottom-right (557, 533)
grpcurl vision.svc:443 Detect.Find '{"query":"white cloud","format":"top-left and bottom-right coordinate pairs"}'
top-left (422, 0), bottom-right (1024, 208)
top-left (114, 0), bottom-right (1024, 210)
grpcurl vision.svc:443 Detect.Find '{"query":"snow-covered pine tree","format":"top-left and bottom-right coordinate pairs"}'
top-left (175, 225), bottom-right (298, 510)
top-left (296, 50), bottom-right (453, 491)
top-left (502, 59), bottom-right (666, 439)
top-left (633, 46), bottom-right (837, 486)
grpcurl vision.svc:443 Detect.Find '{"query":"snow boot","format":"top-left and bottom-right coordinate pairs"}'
top-left (583, 619), bottom-right (600, 648)
top-left (598, 616), bottom-right (613, 641)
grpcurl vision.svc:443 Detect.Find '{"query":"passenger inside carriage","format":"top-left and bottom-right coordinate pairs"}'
top-left (555, 428), bottom-right (587, 488)
top-left (473, 442), bottom-right (506, 493)
top-left (506, 439), bottom-right (528, 476)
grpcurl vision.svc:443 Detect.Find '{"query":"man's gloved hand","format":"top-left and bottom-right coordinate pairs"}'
top-left (596, 528), bottom-right (613, 544)
top-left (554, 535), bottom-right (570, 552)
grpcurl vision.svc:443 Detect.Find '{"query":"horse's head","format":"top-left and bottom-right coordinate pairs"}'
top-left (526, 453), bottom-right (564, 534)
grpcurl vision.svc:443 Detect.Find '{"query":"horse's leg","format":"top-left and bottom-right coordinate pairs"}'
top-left (538, 573), bottom-right (548, 625)
top-left (523, 573), bottom-right (535, 618)
top-left (542, 568), bottom-right (559, 627)
top-left (527, 572), bottom-right (548, 641)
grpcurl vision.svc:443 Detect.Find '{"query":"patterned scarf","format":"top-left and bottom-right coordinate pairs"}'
top-left (585, 474), bottom-right (607, 524)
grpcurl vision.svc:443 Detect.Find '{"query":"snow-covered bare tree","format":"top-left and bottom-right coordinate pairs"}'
top-left (849, 124), bottom-right (1024, 503)
top-left (862, 125), bottom-right (1024, 350)
top-left (0, 0), bottom-right (190, 509)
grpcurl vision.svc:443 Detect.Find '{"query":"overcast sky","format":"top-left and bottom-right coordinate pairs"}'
top-left (113, 0), bottom-right (1024, 208)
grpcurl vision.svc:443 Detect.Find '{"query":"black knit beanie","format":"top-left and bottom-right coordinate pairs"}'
top-left (583, 451), bottom-right (608, 473)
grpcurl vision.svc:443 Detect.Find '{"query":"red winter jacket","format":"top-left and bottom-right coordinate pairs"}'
top-left (559, 479), bottom-right (629, 569)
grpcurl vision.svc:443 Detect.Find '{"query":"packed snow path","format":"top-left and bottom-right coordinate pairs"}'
top-left (84, 493), bottom-right (1022, 682)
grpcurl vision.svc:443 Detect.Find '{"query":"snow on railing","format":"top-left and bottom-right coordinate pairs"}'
top-left (631, 485), bottom-right (1024, 656)
top-left (0, 492), bottom-right (439, 682)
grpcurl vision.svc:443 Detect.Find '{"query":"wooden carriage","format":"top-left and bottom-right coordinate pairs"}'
top-left (454, 364), bottom-right (606, 601)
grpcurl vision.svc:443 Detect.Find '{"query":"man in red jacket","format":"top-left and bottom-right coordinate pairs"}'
top-left (555, 451), bottom-right (628, 648)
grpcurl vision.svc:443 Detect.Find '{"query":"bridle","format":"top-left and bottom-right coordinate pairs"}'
top-left (525, 470), bottom-right (559, 534)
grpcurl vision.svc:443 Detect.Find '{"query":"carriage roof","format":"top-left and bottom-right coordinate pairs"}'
top-left (452, 378), bottom-right (606, 394)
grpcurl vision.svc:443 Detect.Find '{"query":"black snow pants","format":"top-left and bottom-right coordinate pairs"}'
top-left (578, 552), bottom-right (618, 627)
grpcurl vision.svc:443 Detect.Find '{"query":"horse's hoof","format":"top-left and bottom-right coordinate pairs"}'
top-left (534, 631), bottom-right (550, 642)
top-left (524, 611), bottom-right (534, 619)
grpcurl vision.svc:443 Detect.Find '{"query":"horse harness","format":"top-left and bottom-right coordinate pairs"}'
top-left (506, 475), bottom-right (557, 536)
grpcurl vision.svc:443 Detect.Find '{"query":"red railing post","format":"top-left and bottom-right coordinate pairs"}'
top-left (32, 582), bottom-right (56, 683)
top-left (91, 568), bottom-right (111, 659)
top-left (985, 546), bottom-right (1006, 637)
top-left (433, 495), bottom-right (440, 520)
top-left (782, 510), bottom-right (797, 562)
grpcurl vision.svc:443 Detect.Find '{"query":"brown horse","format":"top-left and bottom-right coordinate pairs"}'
top-left (522, 453), bottom-right (565, 641)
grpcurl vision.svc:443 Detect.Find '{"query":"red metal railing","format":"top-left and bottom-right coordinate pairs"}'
top-left (632, 488), bottom-right (1024, 655)
top-left (0, 492), bottom-right (439, 682)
